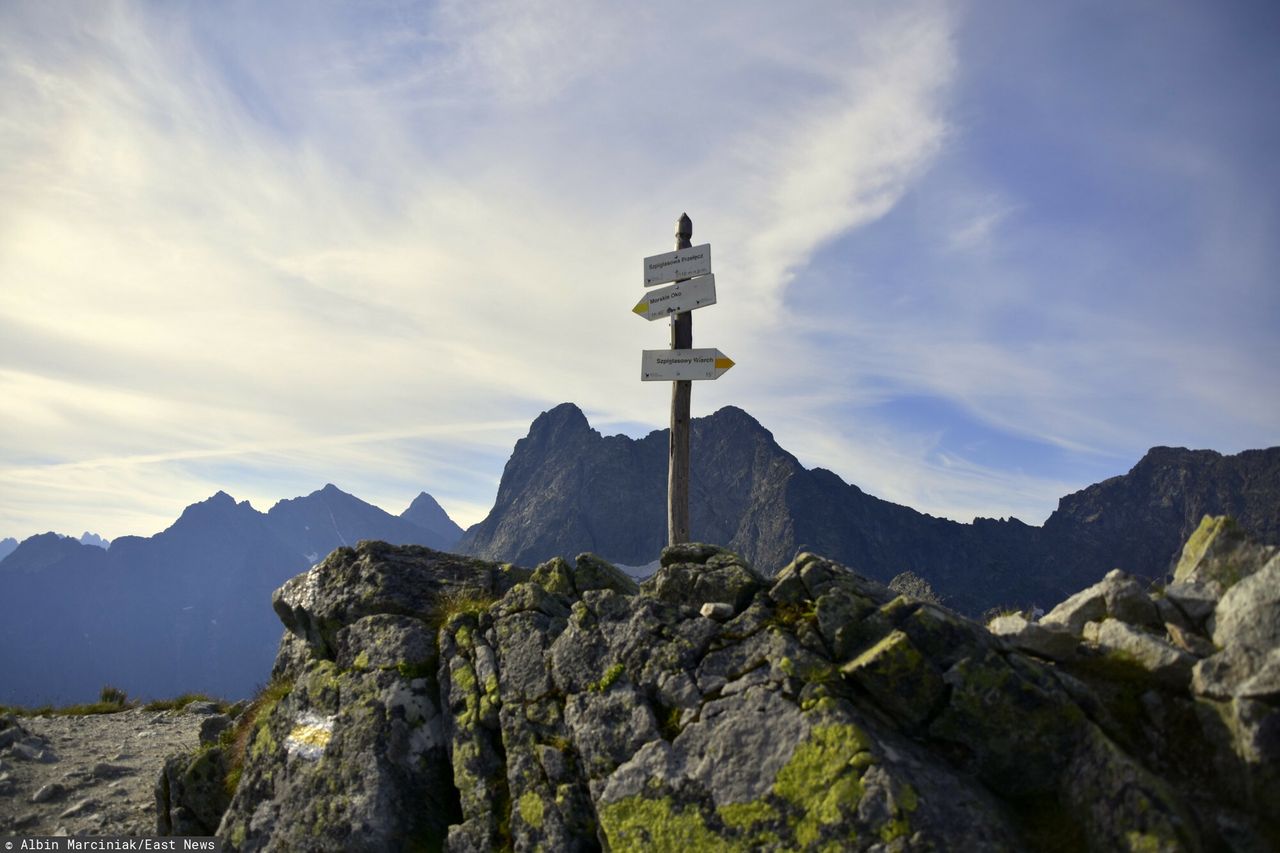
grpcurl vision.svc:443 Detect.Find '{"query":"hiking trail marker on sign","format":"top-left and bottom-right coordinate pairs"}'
top-left (632, 275), bottom-right (717, 321)
top-left (641, 348), bottom-right (735, 381)
top-left (634, 214), bottom-right (734, 547)
top-left (643, 243), bottom-right (711, 286)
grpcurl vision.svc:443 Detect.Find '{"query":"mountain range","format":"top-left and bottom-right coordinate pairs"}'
top-left (0, 486), bottom-right (462, 706)
top-left (2, 402), bottom-right (1276, 706)
top-left (461, 403), bottom-right (1280, 614)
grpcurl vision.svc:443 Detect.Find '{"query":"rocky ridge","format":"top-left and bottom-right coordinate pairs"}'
top-left (156, 515), bottom-right (1279, 850)
top-left (458, 403), bottom-right (1280, 616)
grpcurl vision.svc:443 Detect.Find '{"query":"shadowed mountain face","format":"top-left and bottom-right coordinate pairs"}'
top-left (0, 488), bottom-right (462, 706)
top-left (460, 404), bottom-right (1280, 615)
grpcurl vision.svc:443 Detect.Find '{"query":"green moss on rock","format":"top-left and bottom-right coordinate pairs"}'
top-left (599, 795), bottom-right (733, 852)
top-left (773, 723), bottom-right (873, 847)
top-left (841, 629), bottom-right (944, 728)
top-left (518, 790), bottom-right (545, 830)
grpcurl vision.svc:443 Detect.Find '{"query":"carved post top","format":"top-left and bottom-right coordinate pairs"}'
top-left (675, 213), bottom-right (692, 244)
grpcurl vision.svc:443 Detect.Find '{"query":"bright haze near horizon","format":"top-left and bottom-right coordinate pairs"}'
top-left (2, 1), bottom-right (1277, 543)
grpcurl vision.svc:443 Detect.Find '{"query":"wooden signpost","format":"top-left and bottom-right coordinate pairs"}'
top-left (635, 214), bottom-right (733, 546)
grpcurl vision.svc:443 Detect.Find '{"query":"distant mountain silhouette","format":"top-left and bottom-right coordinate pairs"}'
top-left (400, 492), bottom-right (465, 549)
top-left (459, 403), bottom-right (1280, 615)
top-left (266, 483), bottom-right (460, 561)
top-left (78, 531), bottom-right (110, 549)
top-left (0, 537), bottom-right (15, 562)
top-left (0, 488), bottom-right (462, 706)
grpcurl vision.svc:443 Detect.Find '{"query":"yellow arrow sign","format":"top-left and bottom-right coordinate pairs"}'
top-left (641, 348), bottom-right (736, 381)
top-left (631, 275), bottom-right (717, 321)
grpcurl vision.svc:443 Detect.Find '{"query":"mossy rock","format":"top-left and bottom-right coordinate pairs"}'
top-left (841, 629), bottom-right (946, 729)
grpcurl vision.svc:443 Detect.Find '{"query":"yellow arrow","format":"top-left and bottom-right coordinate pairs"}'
top-left (632, 299), bottom-right (649, 316)
top-left (714, 357), bottom-right (734, 370)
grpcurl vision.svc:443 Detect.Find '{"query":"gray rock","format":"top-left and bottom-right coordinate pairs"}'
top-left (987, 613), bottom-right (1079, 661)
top-left (271, 540), bottom-right (513, 658)
top-left (10, 742), bottom-right (54, 763)
top-left (1042, 586), bottom-right (1107, 635)
top-left (1213, 554), bottom-right (1280, 653)
top-left (31, 782), bottom-right (66, 803)
top-left (1043, 569), bottom-right (1160, 634)
top-left (1173, 515), bottom-right (1277, 589)
top-left (1193, 645), bottom-right (1256, 700)
top-left (1100, 569), bottom-right (1161, 628)
top-left (699, 602), bottom-right (733, 620)
top-left (1087, 618), bottom-right (1197, 689)
top-left (1161, 581), bottom-right (1220, 628)
top-left (197, 715), bottom-right (231, 747)
top-left (573, 552), bottom-right (640, 596)
top-left (642, 544), bottom-right (764, 613)
top-left (1061, 725), bottom-right (1196, 851)
top-left (58, 798), bottom-right (96, 819)
top-left (842, 629), bottom-right (946, 728)
top-left (563, 685), bottom-right (660, 783)
top-left (156, 747), bottom-right (230, 836)
top-left (92, 762), bottom-right (132, 779)
top-left (1236, 648), bottom-right (1280, 700)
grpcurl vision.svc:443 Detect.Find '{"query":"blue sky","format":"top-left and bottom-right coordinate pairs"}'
top-left (2, 0), bottom-right (1277, 542)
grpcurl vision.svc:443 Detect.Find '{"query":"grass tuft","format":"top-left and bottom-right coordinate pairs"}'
top-left (432, 588), bottom-right (497, 627)
top-left (225, 678), bottom-right (293, 797)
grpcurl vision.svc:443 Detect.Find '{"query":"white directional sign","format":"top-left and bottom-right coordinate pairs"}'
top-left (643, 243), bottom-right (712, 287)
top-left (641, 348), bottom-right (735, 381)
top-left (632, 275), bottom-right (717, 321)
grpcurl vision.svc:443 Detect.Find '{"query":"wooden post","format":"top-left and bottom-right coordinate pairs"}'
top-left (668, 213), bottom-right (693, 546)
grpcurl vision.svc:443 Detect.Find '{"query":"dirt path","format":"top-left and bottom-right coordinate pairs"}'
top-left (0, 707), bottom-right (208, 837)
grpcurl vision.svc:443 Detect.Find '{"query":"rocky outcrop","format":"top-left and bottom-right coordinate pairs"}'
top-left (161, 518), bottom-right (1279, 850)
top-left (990, 516), bottom-right (1280, 846)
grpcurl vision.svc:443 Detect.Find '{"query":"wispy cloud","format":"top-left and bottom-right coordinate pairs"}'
top-left (1, 1), bottom-right (1274, 543)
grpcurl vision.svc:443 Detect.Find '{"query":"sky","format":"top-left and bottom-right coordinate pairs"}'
top-left (2, 0), bottom-right (1278, 543)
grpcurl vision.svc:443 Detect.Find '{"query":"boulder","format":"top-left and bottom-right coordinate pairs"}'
top-left (1173, 515), bottom-right (1277, 589)
top-left (642, 544), bottom-right (764, 614)
top-left (1085, 618), bottom-right (1197, 689)
top-left (987, 612), bottom-right (1079, 661)
top-left (1042, 569), bottom-right (1159, 634)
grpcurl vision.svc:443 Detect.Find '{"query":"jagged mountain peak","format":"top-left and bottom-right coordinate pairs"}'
top-left (525, 402), bottom-right (594, 443)
top-left (169, 491), bottom-right (257, 528)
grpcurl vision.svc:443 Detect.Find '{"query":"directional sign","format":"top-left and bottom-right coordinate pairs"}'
top-left (643, 243), bottom-right (711, 287)
top-left (632, 275), bottom-right (717, 321)
top-left (641, 348), bottom-right (735, 381)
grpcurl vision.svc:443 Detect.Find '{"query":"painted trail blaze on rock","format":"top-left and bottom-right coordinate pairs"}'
top-left (283, 712), bottom-right (334, 760)
top-left (154, 529), bottom-right (1280, 851)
